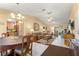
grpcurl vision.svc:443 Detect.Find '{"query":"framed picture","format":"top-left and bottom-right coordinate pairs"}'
top-left (34, 23), bottom-right (39, 31)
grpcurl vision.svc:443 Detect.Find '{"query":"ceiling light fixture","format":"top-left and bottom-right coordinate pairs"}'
top-left (42, 9), bottom-right (46, 11)
top-left (47, 12), bottom-right (52, 14)
top-left (9, 3), bottom-right (24, 20)
top-left (42, 9), bottom-right (55, 23)
top-left (10, 13), bottom-right (15, 18)
top-left (48, 16), bottom-right (53, 22)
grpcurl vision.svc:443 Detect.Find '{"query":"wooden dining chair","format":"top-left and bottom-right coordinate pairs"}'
top-left (14, 35), bottom-right (32, 56)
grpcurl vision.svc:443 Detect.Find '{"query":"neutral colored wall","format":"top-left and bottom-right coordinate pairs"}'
top-left (0, 9), bottom-right (47, 35)
top-left (75, 4), bottom-right (79, 38)
top-left (0, 9), bottom-right (10, 35)
top-left (70, 4), bottom-right (78, 21)
top-left (23, 15), bottom-right (46, 35)
top-left (69, 4), bottom-right (78, 38)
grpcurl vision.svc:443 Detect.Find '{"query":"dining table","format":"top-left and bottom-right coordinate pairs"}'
top-left (0, 36), bottom-right (23, 55)
top-left (41, 45), bottom-right (75, 56)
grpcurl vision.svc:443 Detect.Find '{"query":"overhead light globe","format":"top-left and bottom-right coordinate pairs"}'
top-left (10, 13), bottom-right (15, 18)
top-left (17, 13), bottom-right (22, 17)
top-left (22, 16), bottom-right (24, 19)
top-left (30, 29), bottom-right (34, 32)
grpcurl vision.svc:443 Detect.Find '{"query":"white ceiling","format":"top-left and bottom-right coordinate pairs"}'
top-left (0, 3), bottom-right (73, 26)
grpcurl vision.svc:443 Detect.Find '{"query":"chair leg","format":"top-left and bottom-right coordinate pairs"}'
top-left (31, 42), bottom-right (33, 56)
top-left (0, 51), bottom-right (8, 56)
top-left (14, 51), bottom-right (16, 56)
top-left (13, 49), bottom-right (16, 56)
top-left (9, 49), bottom-right (15, 56)
top-left (6, 50), bottom-right (8, 56)
top-left (1, 51), bottom-right (3, 56)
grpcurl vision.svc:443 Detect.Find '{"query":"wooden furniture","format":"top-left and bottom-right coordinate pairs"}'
top-left (7, 21), bottom-right (18, 36)
top-left (0, 36), bottom-right (26, 56)
top-left (43, 35), bottom-right (52, 42)
top-left (32, 32), bottom-right (43, 40)
top-left (14, 35), bottom-right (32, 56)
top-left (6, 20), bottom-right (24, 36)
top-left (41, 45), bottom-right (75, 56)
top-left (67, 39), bottom-right (79, 56)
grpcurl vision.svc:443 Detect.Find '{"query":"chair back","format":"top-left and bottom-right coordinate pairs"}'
top-left (21, 35), bottom-right (32, 55)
